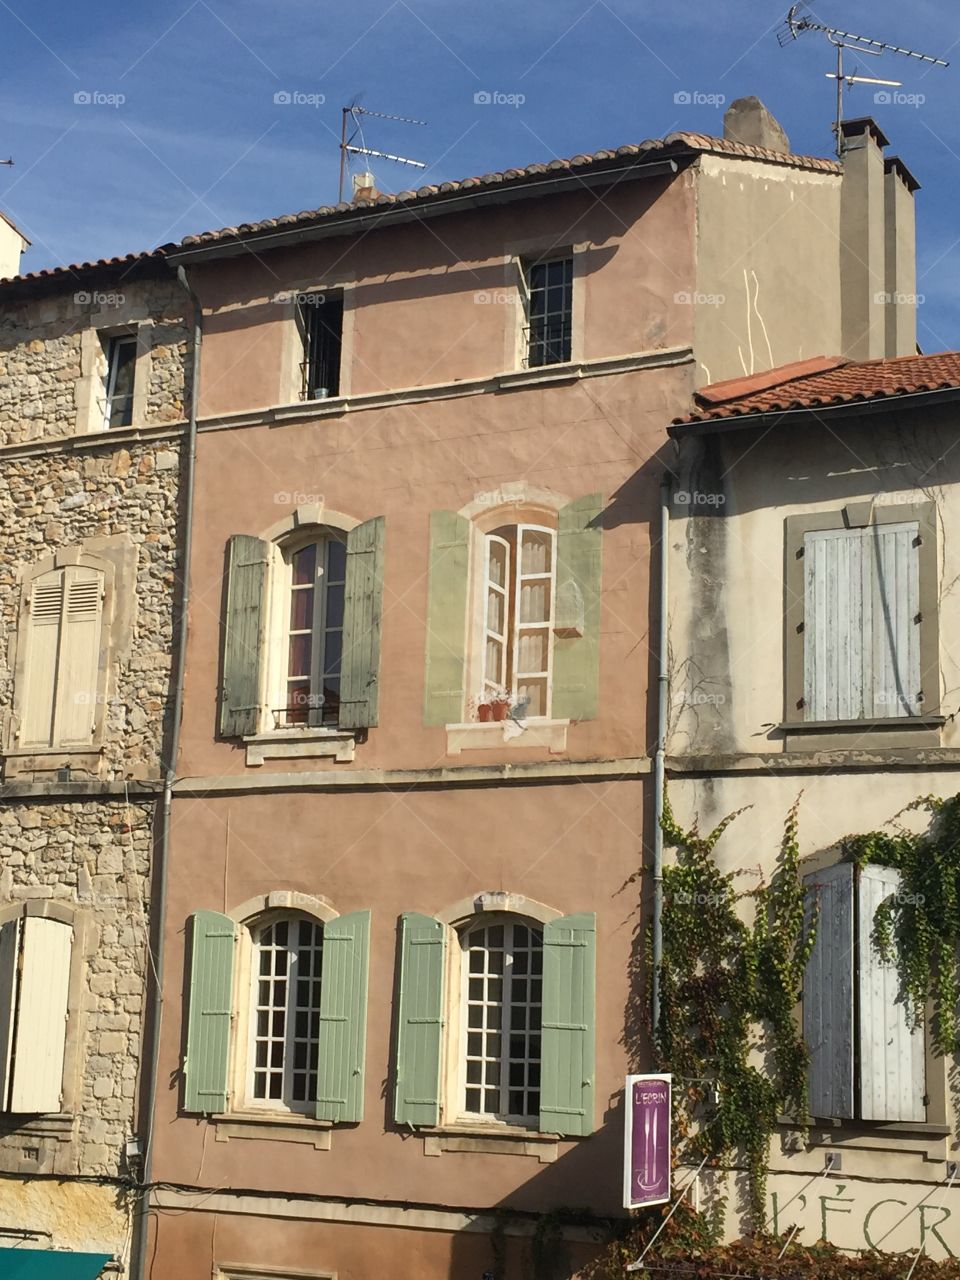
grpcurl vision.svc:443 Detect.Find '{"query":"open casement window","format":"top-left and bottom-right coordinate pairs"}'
top-left (18, 564), bottom-right (105, 751)
top-left (0, 916), bottom-right (72, 1115)
top-left (393, 910), bottom-right (595, 1136)
top-left (423, 495), bottom-right (602, 726)
top-left (101, 334), bottom-right (137, 429)
top-left (219, 518), bottom-right (384, 737)
top-left (803, 863), bottom-right (925, 1122)
top-left (801, 522), bottom-right (922, 721)
top-left (522, 257), bottom-right (573, 368)
top-left (297, 293), bottom-right (343, 400)
top-left (184, 908), bottom-right (370, 1123)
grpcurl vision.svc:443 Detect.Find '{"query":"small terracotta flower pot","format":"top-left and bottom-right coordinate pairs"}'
top-left (491, 700), bottom-right (510, 722)
top-left (478, 703), bottom-right (493, 722)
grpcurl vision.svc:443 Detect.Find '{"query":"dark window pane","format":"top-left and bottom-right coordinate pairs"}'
top-left (289, 588), bottom-right (313, 631)
top-left (325, 584), bottom-right (344, 629)
top-left (292, 544), bottom-right (317, 586)
top-left (327, 538), bottom-right (347, 580)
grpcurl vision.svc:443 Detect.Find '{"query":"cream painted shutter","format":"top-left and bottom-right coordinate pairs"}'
top-left (0, 920), bottom-right (21, 1111)
top-left (56, 567), bottom-right (104, 746)
top-left (423, 513), bottom-right (471, 726)
top-left (858, 865), bottom-right (925, 1121)
top-left (552, 496), bottom-right (603, 722)
top-left (9, 917), bottom-right (72, 1114)
top-left (19, 573), bottom-right (64, 748)
top-left (803, 864), bottom-right (854, 1119)
top-left (803, 523), bottom-right (920, 721)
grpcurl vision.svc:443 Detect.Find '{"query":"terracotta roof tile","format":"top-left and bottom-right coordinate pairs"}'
top-left (672, 351), bottom-right (960, 427)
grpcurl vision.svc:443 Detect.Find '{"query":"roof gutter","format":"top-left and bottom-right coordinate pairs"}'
top-left (668, 383), bottom-right (960, 437)
top-left (166, 157), bottom-right (683, 265)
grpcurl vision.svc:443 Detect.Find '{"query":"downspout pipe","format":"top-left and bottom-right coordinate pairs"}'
top-left (130, 264), bottom-right (201, 1280)
top-left (651, 471), bottom-right (671, 1036)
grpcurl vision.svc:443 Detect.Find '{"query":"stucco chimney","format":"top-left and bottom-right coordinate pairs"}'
top-left (0, 210), bottom-right (29, 280)
top-left (839, 118), bottom-right (889, 360)
top-left (883, 155), bottom-right (920, 357)
top-left (351, 170), bottom-right (379, 205)
top-left (722, 97), bottom-right (790, 154)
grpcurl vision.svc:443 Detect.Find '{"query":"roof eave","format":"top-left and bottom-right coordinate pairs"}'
top-left (668, 383), bottom-right (960, 437)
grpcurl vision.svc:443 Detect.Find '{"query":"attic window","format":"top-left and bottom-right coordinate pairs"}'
top-left (299, 293), bottom-right (343, 400)
top-left (102, 334), bottom-right (137, 429)
top-left (524, 257), bottom-right (573, 368)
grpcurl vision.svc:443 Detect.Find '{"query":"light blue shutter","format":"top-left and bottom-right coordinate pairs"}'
top-left (184, 911), bottom-right (237, 1114)
top-left (803, 865), bottom-right (854, 1119)
top-left (552, 495), bottom-right (603, 721)
top-left (394, 913), bottom-right (446, 1126)
top-left (540, 912), bottom-right (596, 1136)
top-left (315, 910), bottom-right (370, 1124)
top-left (340, 519), bottom-right (385, 729)
top-left (858, 865), bottom-right (925, 1121)
top-left (803, 523), bottom-right (920, 721)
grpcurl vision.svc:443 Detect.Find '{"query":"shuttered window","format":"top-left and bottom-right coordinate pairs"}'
top-left (482, 526), bottom-right (555, 718)
top-left (803, 522), bottom-right (921, 721)
top-left (184, 909), bottom-right (370, 1123)
top-left (803, 864), bottom-right (924, 1122)
top-left (0, 915), bottom-right (73, 1115)
top-left (19, 566), bottom-right (104, 750)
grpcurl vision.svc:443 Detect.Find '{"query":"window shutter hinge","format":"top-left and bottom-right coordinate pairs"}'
top-left (797, 622), bottom-right (804, 634)
top-left (796, 546), bottom-right (804, 559)
top-left (797, 697), bottom-right (805, 710)
top-left (915, 611), bottom-right (923, 624)
top-left (923, 1094), bottom-right (931, 1107)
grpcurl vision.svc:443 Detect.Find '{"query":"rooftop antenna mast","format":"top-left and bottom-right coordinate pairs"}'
top-left (338, 104), bottom-right (427, 203)
top-left (777, 4), bottom-right (949, 157)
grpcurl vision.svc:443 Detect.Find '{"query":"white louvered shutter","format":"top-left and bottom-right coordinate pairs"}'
top-left (803, 864), bottom-right (854, 1119)
top-left (19, 574), bottom-right (64, 748)
top-left (0, 920), bottom-right (21, 1111)
top-left (55, 568), bottom-right (104, 745)
top-left (9, 917), bottom-right (72, 1114)
top-left (858, 865), bottom-right (925, 1121)
top-left (803, 523), bottom-right (920, 721)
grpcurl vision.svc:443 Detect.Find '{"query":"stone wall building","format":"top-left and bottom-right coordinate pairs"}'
top-left (0, 253), bottom-right (189, 1270)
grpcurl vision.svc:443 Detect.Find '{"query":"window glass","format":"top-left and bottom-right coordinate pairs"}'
top-left (250, 915), bottom-right (324, 1109)
top-left (103, 335), bottom-right (137, 429)
top-left (280, 535), bottom-right (346, 727)
top-left (481, 526), bottom-right (554, 716)
top-left (526, 257), bottom-right (573, 367)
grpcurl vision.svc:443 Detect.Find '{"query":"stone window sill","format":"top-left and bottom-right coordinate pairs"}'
top-left (212, 1110), bottom-right (332, 1149)
top-left (2, 747), bottom-right (103, 780)
top-left (780, 717), bottom-right (944, 753)
top-left (445, 719), bottom-right (569, 756)
top-left (243, 728), bottom-right (356, 767)
top-left (421, 1122), bottom-right (561, 1163)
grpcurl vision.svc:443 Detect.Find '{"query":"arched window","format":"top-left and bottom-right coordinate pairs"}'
top-left (248, 913), bottom-right (324, 1111)
top-left (460, 916), bottom-right (543, 1122)
top-left (483, 525), bottom-right (555, 717)
top-left (279, 535), bottom-right (346, 728)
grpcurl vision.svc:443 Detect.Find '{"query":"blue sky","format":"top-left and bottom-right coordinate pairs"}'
top-left (2, 0), bottom-right (959, 347)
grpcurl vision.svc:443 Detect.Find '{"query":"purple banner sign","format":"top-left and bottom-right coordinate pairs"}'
top-left (623, 1073), bottom-right (671, 1209)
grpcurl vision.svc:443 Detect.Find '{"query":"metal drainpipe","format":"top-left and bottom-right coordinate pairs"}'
top-left (651, 472), bottom-right (671, 1036)
top-left (130, 264), bottom-right (201, 1280)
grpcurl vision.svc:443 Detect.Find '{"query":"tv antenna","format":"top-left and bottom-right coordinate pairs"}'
top-left (338, 103), bottom-right (427, 203)
top-left (778, 5), bottom-right (949, 157)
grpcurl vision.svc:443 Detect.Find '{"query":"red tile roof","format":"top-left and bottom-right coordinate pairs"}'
top-left (0, 129), bottom-right (840, 288)
top-left (672, 352), bottom-right (960, 428)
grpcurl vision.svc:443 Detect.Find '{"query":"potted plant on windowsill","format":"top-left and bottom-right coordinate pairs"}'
top-left (474, 685), bottom-right (513, 723)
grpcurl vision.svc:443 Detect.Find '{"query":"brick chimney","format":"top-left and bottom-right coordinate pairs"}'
top-left (839, 118), bottom-right (889, 360)
top-left (884, 155), bottom-right (920, 357)
top-left (0, 210), bottom-right (29, 280)
top-left (723, 97), bottom-right (790, 154)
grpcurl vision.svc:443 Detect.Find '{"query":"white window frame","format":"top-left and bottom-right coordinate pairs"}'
top-left (454, 913), bottom-right (544, 1128)
top-left (263, 531), bottom-right (347, 732)
top-left (101, 333), bottom-right (138, 430)
top-left (479, 524), bottom-right (556, 717)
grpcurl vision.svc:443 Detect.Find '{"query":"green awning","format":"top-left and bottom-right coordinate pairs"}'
top-left (0, 1248), bottom-right (111, 1278)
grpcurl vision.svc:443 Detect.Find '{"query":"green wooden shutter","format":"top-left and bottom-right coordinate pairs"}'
top-left (340, 518), bottom-right (386, 729)
top-left (394, 913), bottom-right (446, 1126)
top-left (423, 512), bottom-right (471, 726)
top-left (220, 535), bottom-right (269, 737)
top-left (315, 910), bottom-right (371, 1123)
top-left (184, 911), bottom-right (237, 1114)
top-left (540, 912), bottom-right (596, 1136)
top-left (552, 494), bottom-right (603, 722)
